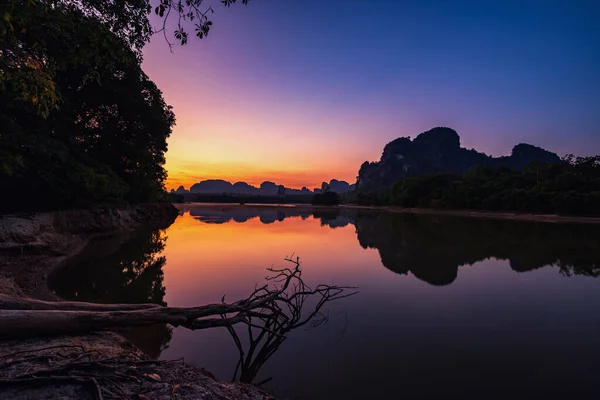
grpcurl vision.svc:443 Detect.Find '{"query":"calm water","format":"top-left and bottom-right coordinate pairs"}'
top-left (50, 205), bottom-right (600, 399)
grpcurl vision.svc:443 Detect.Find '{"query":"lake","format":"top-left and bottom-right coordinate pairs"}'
top-left (49, 204), bottom-right (600, 399)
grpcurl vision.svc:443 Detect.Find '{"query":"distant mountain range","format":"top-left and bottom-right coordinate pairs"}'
top-left (356, 127), bottom-right (561, 193)
top-left (171, 179), bottom-right (355, 195)
top-left (172, 127), bottom-right (562, 198)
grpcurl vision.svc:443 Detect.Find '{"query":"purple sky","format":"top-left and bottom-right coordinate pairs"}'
top-left (141, 0), bottom-right (600, 190)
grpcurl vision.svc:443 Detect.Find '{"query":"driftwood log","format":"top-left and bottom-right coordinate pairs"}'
top-left (0, 257), bottom-right (357, 340)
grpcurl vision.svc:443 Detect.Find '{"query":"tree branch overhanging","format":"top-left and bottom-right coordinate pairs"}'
top-left (152, 0), bottom-right (250, 48)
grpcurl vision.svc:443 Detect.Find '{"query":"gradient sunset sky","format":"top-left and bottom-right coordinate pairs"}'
top-left (141, 0), bottom-right (600, 191)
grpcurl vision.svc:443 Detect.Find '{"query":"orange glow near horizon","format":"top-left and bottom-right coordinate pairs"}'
top-left (159, 93), bottom-right (372, 191)
top-left (141, 38), bottom-right (386, 192)
top-left (158, 89), bottom-right (369, 190)
top-left (164, 158), bottom-right (358, 191)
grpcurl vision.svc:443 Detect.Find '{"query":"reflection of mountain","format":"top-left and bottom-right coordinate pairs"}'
top-left (312, 209), bottom-right (353, 228)
top-left (354, 211), bottom-right (600, 285)
top-left (49, 229), bottom-right (172, 358)
top-left (186, 206), bottom-right (600, 285)
top-left (356, 127), bottom-right (561, 193)
top-left (185, 206), bottom-right (600, 286)
top-left (187, 206), bottom-right (351, 228)
top-left (324, 216), bottom-right (353, 228)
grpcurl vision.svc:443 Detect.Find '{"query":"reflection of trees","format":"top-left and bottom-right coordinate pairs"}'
top-left (311, 209), bottom-right (354, 228)
top-left (312, 209), bottom-right (339, 225)
top-left (49, 229), bottom-right (172, 357)
top-left (51, 230), bottom-right (167, 304)
top-left (354, 211), bottom-right (600, 285)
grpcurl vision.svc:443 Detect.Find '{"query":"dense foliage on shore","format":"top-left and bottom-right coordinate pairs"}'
top-left (311, 191), bottom-right (341, 206)
top-left (357, 156), bottom-right (600, 215)
top-left (1, 1), bottom-right (175, 212)
top-left (1, 1), bottom-right (248, 213)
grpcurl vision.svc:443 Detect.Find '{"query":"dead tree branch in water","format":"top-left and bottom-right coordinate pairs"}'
top-left (224, 255), bottom-right (357, 384)
top-left (0, 256), bottom-right (355, 398)
top-left (0, 257), bottom-right (357, 341)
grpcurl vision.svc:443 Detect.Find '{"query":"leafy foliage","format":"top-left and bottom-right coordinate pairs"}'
top-left (1, 0), bottom-right (153, 113)
top-left (1, 1), bottom-right (175, 212)
top-left (154, 0), bottom-right (249, 48)
top-left (1, 0), bottom-right (249, 113)
top-left (384, 157), bottom-right (600, 215)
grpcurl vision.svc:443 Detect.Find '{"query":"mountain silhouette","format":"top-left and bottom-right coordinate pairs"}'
top-left (356, 127), bottom-right (561, 193)
top-left (172, 185), bottom-right (188, 194)
top-left (174, 179), bottom-right (355, 195)
top-left (190, 179), bottom-right (233, 193)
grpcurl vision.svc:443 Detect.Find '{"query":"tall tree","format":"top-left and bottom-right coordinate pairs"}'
top-left (1, 0), bottom-right (250, 113)
top-left (1, 1), bottom-right (175, 211)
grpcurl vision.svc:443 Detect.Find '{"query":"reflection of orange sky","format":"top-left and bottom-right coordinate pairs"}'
top-left (161, 211), bottom-right (382, 307)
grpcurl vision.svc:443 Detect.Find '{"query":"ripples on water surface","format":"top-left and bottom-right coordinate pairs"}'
top-left (50, 204), bottom-right (600, 399)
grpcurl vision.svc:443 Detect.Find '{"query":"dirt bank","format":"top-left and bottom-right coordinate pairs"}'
top-left (0, 203), bottom-right (273, 400)
top-left (0, 203), bottom-right (179, 300)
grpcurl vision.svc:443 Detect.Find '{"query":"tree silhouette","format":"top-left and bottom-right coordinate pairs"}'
top-left (1, 1), bottom-right (175, 212)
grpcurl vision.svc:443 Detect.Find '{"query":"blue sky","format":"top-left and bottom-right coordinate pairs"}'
top-left (143, 0), bottom-right (600, 188)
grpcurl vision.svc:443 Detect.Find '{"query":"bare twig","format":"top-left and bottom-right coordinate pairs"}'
top-left (0, 345), bottom-right (86, 359)
top-left (223, 256), bottom-right (358, 384)
top-left (0, 256), bottom-right (357, 389)
top-left (90, 377), bottom-right (103, 400)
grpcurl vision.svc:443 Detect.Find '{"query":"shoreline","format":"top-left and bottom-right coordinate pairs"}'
top-left (0, 203), bottom-right (272, 400)
top-left (2, 201), bottom-right (596, 398)
top-left (358, 205), bottom-right (600, 224)
top-left (0, 203), bottom-right (179, 300)
top-left (175, 202), bottom-right (600, 224)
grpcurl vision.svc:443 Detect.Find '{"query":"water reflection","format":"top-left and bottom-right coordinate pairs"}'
top-left (186, 205), bottom-right (353, 229)
top-left (49, 206), bottom-right (600, 399)
top-left (183, 205), bottom-right (600, 285)
top-left (224, 260), bottom-right (354, 387)
top-left (186, 205), bottom-right (313, 224)
top-left (354, 211), bottom-right (600, 285)
top-left (49, 230), bottom-right (173, 358)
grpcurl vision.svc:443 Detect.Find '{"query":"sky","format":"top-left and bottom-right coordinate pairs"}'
top-left (141, 0), bottom-right (600, 191)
